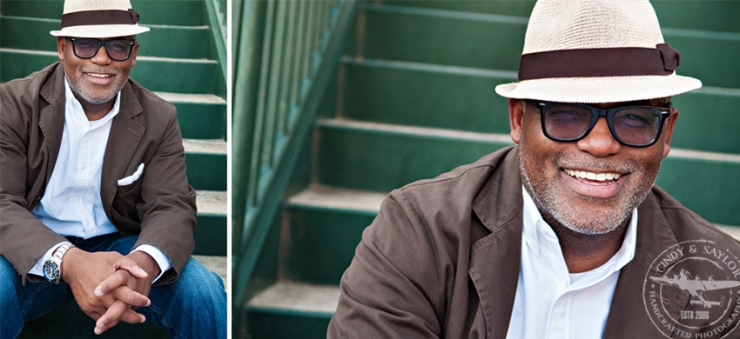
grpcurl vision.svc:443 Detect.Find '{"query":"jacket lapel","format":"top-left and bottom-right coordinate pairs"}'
top-left (469, 148), bottom-right (523, 338)
top-left (37, 63), bottom-right (67, 183)
top-left (603, 191), bottom-right (689, 338)
top-left (100, 82), bottom-right (145, 212)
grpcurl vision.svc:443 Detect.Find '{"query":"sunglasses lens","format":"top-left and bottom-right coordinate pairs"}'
top-left (543, 103), bottom-right (592, 140)
top-left (106, 40), bottom-right (132, 61)
top-left (612, 108), bottom-right (660, 146)
top-left (73, 39), bottom-right (100, 58)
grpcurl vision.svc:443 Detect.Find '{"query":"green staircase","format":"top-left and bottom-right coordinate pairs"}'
top-left (240, 1), bottom-right (740, 338)
top-left (1, 0), bottom-right (226, 337)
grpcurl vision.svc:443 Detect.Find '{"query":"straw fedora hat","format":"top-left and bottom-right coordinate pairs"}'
top-left (50, 0), bottom-right (150, 38)
top-left (495, 0), bottom-right (701, 103)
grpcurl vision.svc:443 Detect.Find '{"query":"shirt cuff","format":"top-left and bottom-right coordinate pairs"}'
top-left (29, 241), bottom-right (68, 277)
top-left (132, 245), bottom-right (172, 283)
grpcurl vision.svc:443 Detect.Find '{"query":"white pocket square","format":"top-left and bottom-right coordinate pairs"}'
top-left (117, 163), bottom-right (145, 186)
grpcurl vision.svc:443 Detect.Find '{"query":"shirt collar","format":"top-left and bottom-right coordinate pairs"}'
top-left (63, 77), bottom-right (121, 128)
top-left (521, 186), bottom-right (637, 286)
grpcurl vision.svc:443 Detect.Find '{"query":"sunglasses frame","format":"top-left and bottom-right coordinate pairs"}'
top-left (525, 100), bottom-right (672, 148)
top-left (67, 38), bottom-right (136, 62)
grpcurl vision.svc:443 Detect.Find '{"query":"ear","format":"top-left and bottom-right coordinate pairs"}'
top-left (509, 98), bottom-right (524, 144)
top-left (56, 37), bottom-right (66, 61)
top-left (661, 107), bottom-right (679, 158)
top-left (129, 42), bottom-right (140, 67)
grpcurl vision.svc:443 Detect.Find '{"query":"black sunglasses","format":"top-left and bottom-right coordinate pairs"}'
top-left (67, 38), bottom-right (136, 62)
top-left (525, 100), bottom-right (672, 147)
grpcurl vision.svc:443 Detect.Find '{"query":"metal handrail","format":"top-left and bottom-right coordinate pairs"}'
top-left (205, 0), bottom-right (228, 83)
top-left (232, 0), bottom-right (357, 305)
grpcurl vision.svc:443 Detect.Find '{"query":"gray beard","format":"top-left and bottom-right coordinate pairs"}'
top-left (518, 140), bottom-right (657, 235)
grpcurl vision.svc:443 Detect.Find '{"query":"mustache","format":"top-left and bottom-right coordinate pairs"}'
top-left (555, 155), bottom-right (638, 174)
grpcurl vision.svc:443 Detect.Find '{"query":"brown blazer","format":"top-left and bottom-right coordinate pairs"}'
top-left (0, 62), bottom-right (196, 285)
top-left (328, 146), bottom-right (740, 338)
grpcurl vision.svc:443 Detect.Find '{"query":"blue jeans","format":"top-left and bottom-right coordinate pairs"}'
top-left (0, 233), bottom-right (226, 339)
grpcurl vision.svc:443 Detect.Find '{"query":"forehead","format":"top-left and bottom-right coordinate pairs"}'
top-left (585, 98), bottom-right (672, 109)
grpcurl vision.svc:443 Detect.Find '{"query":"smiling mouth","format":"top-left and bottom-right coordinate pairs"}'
top-left (85, 72), bottom-right (114, 78)
top-left (563, 169), bottom-right (622, 182)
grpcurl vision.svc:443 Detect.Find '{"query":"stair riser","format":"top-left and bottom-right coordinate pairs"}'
top-left (658, 157), bottom-right (740, 227)
top-left (176, 103), bottom-right (226, 140)
top-left (316, 124), bottom-right (512, 192)
top-left (362, 6), bottom-right (525, 71)
top-left (671, 91), bottom-right (740, 154)
top-left (0, 0), bottom-right (205, 26)
top-left (194, 214), bottom-right (227, 256)
top-left (380, 1), bottom-right (740, 34)
top-left (282, 207), bottom-right (374, 284)
top-left (185, 153), bottom-right (227, 191)
top-left (341, 61), bottom-right (513, 134)
top-left (0, 17), bottom-right (210, 59)
top-left (245, 310), bottom-right (331, 339)
top-left (341, 61), bottom-right (740, 154)
top-left (0, 51), bottom-right (218, 94)
top-left (360, 5), bottom-right (740, 88)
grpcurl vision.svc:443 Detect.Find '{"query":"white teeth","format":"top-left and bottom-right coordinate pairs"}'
top-left (564, 169), bottom-right (621, 182)
top-left (87, 73), bottom-right (111, 78)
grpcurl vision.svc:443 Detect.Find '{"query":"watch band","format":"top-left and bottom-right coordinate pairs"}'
top-left (44, 242), bottom-right (75, 284)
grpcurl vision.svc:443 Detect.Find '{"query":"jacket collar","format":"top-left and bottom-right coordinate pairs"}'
top-left (100, 80), bottom-right (145, 211)
top-left (38, 62), bottom-right (67, 183)
top-left (603, 190), bottom-right (689, 338)
top-left (469, 146), bottom-right (524, 339)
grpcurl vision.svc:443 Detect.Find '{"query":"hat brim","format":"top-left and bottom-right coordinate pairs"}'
top-left (51, 24), bottom-right (150, 38)
top-left (495, 74), bottom-right (702, 103)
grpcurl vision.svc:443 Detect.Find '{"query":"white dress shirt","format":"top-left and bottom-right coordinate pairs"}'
top-left (506, 187), bottom-right (637, 339)
top-left (29, 78), bottom-right (171, 281)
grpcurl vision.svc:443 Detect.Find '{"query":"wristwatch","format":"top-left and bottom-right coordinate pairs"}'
top-left (43, 242), bottom-right (75, 284)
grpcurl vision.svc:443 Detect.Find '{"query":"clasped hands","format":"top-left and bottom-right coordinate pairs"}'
top-left (61, 248), bottom-right (161, 335)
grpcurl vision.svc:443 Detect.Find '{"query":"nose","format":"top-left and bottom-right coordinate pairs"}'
top-left (90, 45), bottom-right (112, 65)
top-left (576, 117), bottom-right (621, 157)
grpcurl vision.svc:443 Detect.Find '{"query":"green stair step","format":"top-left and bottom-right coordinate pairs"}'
top-left (245, 281), bottom-right (338, 339)
top-left (0, 17), bottom-right (211, 59)
top-left (183, 139), bottom-right (226, 191)
top-left (360, 3), bottom-right (526, 71)
top-left (156, 92), bottom-right (226, 140)
top-left (194, 190), bottom-right (227, 256)
top-left (0, 0), bottom-right (206, 26)
top-left (0, 49), bottom-right (219, 94)
top-left (671, 87), bottom-right (740, 154)
top-left (339, 57), bottom-right (515, 134)
top-left (340, 58), bottom-right (740, 154)
top-left (282, 184), bottom-right (384, 284)
top-left (315, 119), bottom-right (740, 226)
top-left (658, 150), bottom-right (740, 227)
top-left (358, 4), bottom-right (740, 88)
top-left (385, 0), bottom-right (740, 34)
top-left (316, 118), bottom-right (517, 192)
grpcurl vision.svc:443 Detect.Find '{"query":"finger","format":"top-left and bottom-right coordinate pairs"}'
top-left (113, 258), bottom-right (148, 279)
top-left (94, 300), bottom-right (128, 335)
top-left (120, 307), bottom-right (147, 324)
top-left (110, 286), bottom-right (151, 308)
top-left (95, 270), bottom-right (128, 297)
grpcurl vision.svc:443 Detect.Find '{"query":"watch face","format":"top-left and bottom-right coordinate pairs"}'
top-left (43, 260), bottom-right (59, 281)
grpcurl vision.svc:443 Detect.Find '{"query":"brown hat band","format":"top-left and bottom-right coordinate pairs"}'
top-left (518, 43), bottom-right (680, 81)
top-left (61, 8), bottom-right (140, 28)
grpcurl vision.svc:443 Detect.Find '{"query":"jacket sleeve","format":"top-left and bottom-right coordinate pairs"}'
top-left (328, 190), bottom-right (444, 338)
top-left (131, 107), bottom-right (197, 285)
top-left (0, 83), bottom-right (68, 284)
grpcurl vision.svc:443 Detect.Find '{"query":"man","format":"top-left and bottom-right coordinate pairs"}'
top-left (0, 0), bottom-right (226, 337)
top-left (328, 0), bottom-right (740, 338)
